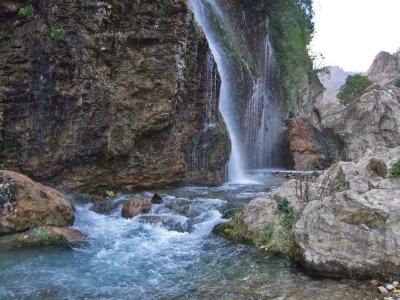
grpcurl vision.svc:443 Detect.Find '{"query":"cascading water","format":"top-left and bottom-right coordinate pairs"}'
top-left (188, 0), bottom-right (247, 183)
top-left (188, 0), bottom-right (286, 182)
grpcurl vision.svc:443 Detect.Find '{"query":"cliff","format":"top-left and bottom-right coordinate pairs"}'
top-left (367, 49), bottom-right (400, 85)
top-left (0, 0), bottom-right (230, 192)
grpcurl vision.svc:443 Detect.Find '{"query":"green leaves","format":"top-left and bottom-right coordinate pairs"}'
top-left (337, 74), bottom-right (373, 105)
top-left (390, 159), bottom-right (400, 178)
top-left (50, 27), bottom-right (67, 42)
top-left (18, 5), bottom-right (35, 19)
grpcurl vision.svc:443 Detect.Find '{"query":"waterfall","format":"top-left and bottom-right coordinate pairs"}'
top-left (188, 0), bottom-right (286, 182)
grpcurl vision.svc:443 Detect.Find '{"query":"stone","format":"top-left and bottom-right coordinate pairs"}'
top-left (150, 193), bottom-right (163, 204)
top-left (287, 118), bottom-right (330, 170)
top-left (121, 198), bottom-right (151, 218)
top-left (293, 147), bottom-right (400, 278)
top-left (0, 171), bottom-right (75, 236)
top-left (0, 226), bottom-right (86, 249)
top-left (165, 203), bottom-right (190, 215)
top-left (378, 286), bottom-right (389, 294)
top-left (0, 0), bottom-right (230, 193)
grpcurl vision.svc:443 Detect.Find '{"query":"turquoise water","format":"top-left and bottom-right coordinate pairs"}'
top-left (0, 172), bottom-right (373, 299)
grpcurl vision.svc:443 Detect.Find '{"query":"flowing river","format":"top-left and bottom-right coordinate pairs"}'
top-left (0, 171), bottom-right (374, 299)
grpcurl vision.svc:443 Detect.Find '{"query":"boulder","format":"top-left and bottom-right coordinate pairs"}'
top-left (0, 171), bottom-right (75, 235)
top-left (294, 189), bottom-right (400, 278)
top-left (0, 226), bottom-right (86, 249)
top-left (121, 198), bottom-right (151, 218)
top-left (294, 147), bottom-right (400, 278)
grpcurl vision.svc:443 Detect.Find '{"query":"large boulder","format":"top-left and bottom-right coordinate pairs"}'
top-left (0, 171), bottom-right (75, 235)
top-left (295, 190), bottom-right (400, 278)
top-left (294, 147), bottom-right (400, 278)
top-left (121, 198), bottom-right (151, 218)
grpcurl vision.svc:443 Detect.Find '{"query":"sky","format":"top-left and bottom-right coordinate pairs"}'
top-left (311, 0), bottom-right (400, 72)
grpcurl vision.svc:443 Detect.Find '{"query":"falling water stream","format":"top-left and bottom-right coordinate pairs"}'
top-left (188, 0), bottom-right (286, 183)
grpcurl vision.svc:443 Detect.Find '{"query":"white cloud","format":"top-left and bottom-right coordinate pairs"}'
top-left (311, 0), bottom-right (400, 72)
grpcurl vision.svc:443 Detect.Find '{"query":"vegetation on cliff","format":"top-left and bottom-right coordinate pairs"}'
top-left (337, 74), bottom-right (373, 105)
top-left (251, 0), bottom-right (316, 115)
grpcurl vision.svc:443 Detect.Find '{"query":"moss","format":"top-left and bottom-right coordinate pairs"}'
top-left (222, 213), bottom-right (250, 242)
top-left (18, 5), bottom-right (35, 19)
top-left (390, 159), bottom-right (400, 178)
top-left (51, 27), bottom-right (67, 42)
top-left (393, 77), bottom-right (400, 88)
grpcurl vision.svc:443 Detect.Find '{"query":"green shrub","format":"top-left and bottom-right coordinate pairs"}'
top-left (51, 27), bottom-right (67, 42)
top-left (337, 74), bottom-right (373, 105)
top-left (393, 77), bottom-right (400, 88)
top-left (390, 159), bottom-right (400, 178)
top-left (18, 5), bottom-right (35, 19)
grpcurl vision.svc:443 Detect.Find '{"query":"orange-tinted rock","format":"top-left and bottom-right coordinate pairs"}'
top-left (0, 171), bottom-right (75, 235)
top-left (121, 198), bottom-right (151, 218)
top-left (287, 119), bottom-right (327, 170)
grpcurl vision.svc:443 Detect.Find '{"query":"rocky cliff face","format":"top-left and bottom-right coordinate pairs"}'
top-left (314, 53), bottom-right (400, 162)
top-left (0, 0), bottom-right (230, 192)
top-left (367, 49), bottom-right (400, 85)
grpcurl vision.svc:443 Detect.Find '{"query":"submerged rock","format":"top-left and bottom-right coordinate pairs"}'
top-left (121, 198), bottom-right (151, 218)
top-left (0, 226), bottom-right (86, 249)
top-left (0, 171), bottom-right (75, 235)
top-left (150, 193), bottom-right (163, 204)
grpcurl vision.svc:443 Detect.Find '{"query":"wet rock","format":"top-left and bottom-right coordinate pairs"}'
top-left (90, 198), bottom-right (126, 214)
top-left (150, 193), bottom-right (163, 204)
top-left (165, 203), bottom-right (190, 215)
top-left (138, 215), bottom-right (187, 232)
top-left (0, 0), bottom-right (230, 192)
top-left (121, 198), bottom-right (151, 218)
top-left (0, 171), bottom-right (75, 235)
top-left (0, 226), bottom-right (86, 249)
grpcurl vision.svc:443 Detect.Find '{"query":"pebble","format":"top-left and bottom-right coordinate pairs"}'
top-left (378, 286), bottom-right (389, 294)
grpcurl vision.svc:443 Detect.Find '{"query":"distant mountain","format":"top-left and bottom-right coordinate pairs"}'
top-left (318, 66), bottom-right (354, 104)
top-left (366, 48), bottom-right (400, 84)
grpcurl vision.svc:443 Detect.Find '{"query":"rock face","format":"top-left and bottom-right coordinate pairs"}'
top-left (312, 51), bottom-right (400, 162)
top-left (316, 85), bottom-right (400, 161)
top-left (0, 170), bottom-right (75, 235)
top-left (287, 119), bottom-right (330, 170)
top-left (0, 0), bottom-right (230, 192)
top-left (230, 147), bottom-right (400, 278)
top-left (295, 147), bottom-right (400, 278)
top-left (367, 49), bottom-right (400, 85)
top-left (121, 197), bottom-right (151, 219)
